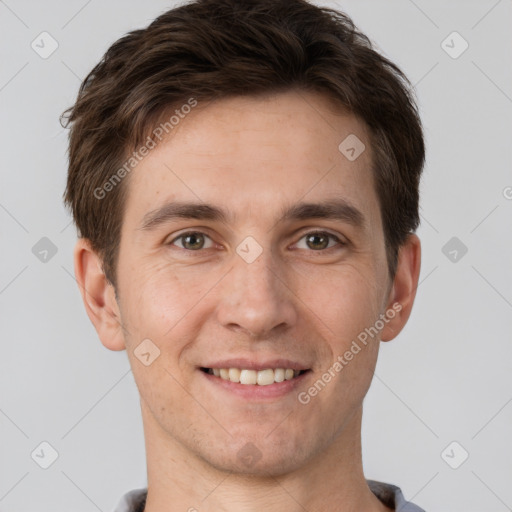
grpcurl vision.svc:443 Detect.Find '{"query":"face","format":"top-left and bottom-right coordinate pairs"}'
top-left (109, 91), bottom-right (398, 475)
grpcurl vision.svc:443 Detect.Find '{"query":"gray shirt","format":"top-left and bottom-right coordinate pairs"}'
top-left (113, 480), bottom-right (425, 511)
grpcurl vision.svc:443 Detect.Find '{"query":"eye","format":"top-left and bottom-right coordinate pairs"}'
top-left (166, 230), bottom-right (346, 253)
top-left (295, 231), bottom-right (346, 251)
top-left (168, 231), bottom-right (214, 250)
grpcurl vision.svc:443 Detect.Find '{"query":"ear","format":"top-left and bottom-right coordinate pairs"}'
top-left (380, 233), bottom-right (421, 342)
top-left (73, 238), bottom-right (126, 351)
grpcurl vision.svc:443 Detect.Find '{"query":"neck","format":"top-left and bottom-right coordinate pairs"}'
top-left (140, 400), bottom-right (391, 512)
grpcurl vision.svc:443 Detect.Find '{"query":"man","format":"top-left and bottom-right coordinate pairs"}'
top-left (62, 0), bottom-right (425, 510)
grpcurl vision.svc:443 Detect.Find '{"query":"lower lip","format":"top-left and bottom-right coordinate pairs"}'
top-left (199, 369), bottom-right (311, 400)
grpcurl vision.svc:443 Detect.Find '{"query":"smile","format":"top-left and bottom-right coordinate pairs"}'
top-left (201, 367), bottom-right (308, 385)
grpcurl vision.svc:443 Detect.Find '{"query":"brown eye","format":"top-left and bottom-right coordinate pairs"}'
top-left (306, 233), bottom-right (329, 250)
top-left (296, 231), bottom-right (345, 251)
top-left (170, 232), bottom-right (213, 250)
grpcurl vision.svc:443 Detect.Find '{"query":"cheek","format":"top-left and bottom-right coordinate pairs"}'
top-left (118, 263), bottom-right (202, 400)
top-left (117, 260), bottom-right (178, 341)
top-left (296, 261), bottom-right (383, 344)
top-left (323, 265), bottom-right (384, 401)
top-left (118, 258), bottom-right (224, 353)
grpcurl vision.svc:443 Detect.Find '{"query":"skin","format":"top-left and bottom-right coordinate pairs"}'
top-left (74, 90), bottom-right (421, 512)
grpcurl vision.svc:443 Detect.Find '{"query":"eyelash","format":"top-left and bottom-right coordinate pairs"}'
top-left (167, 230), bottom-right (347, 253)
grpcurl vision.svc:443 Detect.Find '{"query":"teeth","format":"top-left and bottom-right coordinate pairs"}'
top-left (228, 368), bottom-right (241, 383)
top-left (256, 369), bottom-right (274, 386)
top-left (208, 367), bottom-right (304, 385)
top-left (240, 369), bottom-right (257, 385)
top-left (274, 368), bottom-right (285, 382)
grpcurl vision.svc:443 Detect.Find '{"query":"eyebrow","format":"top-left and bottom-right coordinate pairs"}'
top-left (138, 199), bottom-right (366, 232)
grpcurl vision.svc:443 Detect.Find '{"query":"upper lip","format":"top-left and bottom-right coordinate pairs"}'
top-left (199, 358), bottom-right (311, 371)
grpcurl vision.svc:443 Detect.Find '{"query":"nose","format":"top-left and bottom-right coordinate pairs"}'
top-left (215, 247), bottom-right (298, 339)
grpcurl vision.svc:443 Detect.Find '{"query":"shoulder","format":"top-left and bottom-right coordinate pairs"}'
top-left (367, 479), bottom-right (426, 511)
top-left (112, 488), bottom-right (148, 512)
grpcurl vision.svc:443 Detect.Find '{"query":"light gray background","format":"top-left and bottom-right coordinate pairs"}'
top-left (1, 1), bottom-right (511, 511)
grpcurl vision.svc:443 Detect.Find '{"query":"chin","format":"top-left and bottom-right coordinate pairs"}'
top-left (197, 434), bottom-right (317, 477)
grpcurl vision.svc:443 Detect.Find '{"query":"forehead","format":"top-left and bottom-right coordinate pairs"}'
top-left (122, 91), bottom-right (381, 233)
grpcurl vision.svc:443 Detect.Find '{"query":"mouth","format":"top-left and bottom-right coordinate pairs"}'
top-left (200, 367), bottom-right (310, 385)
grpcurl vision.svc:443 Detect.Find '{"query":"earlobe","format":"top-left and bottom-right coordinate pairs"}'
top-left (73, 238), bottom-right (126, 351)
top-left (380, 233), bottom-right (421, 342)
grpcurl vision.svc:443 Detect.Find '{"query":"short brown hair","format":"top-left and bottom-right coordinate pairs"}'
top-left (62, 0), bottom-right (425, 289)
